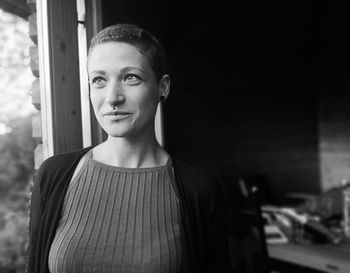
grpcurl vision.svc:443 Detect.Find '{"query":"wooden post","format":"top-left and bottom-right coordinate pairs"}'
top-left (77, 0), bottom-right (92, 148)
top-left (29, 45), bottom-right (39, 77)
top-left (47, 0), bottom-right (83, 153)
top-left (84, 0), bottom-right (105, 145)
top-left (28, 12), bottom-right (37, 43)
top-left (30, 78), bottom-right (40, 110)
top-left (27, 0), bottom-right (43, 170)
top-left (32, 112), bottom-right (42, 141)
top-left (36, 0), bottom-right (83, 155)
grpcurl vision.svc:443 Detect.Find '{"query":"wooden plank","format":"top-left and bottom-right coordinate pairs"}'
top-left (32, 112), bottom-right (42, 142)
top-left (85, 0), bottom-right (103, 39)
top-left (85, 0), bottom-right (105, 145)
top-left (36, 0), bottom-right (54, 158)
top-left (30, 77), bottom-right (40, 110)
top-left (77, 0), bottom-right (92, 147)
top-left (29, 45), bottom-right (39, 77)
top-left (44, 0), bottom-right (83, 153)
top-left (28, 12), bottom-right (37, 43)
top-left (34, 144), bottom-right (43, 170)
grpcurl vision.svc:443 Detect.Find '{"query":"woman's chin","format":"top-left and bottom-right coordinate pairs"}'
top-left (100, 120), bottom-right (130, 136)
top-left (104, 129), bottom-right (132, 138)
top-left (103, 124), bottom-right (142, 139)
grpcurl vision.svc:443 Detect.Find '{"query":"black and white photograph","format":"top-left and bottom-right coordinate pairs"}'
top-left (0, 0), bottom-right (350, 273)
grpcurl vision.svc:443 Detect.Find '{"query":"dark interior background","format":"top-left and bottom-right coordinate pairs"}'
top-left (102, 0), bottom-right (350, 204)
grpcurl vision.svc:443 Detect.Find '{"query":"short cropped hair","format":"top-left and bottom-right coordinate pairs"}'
top-left (88, 23), bottom-right (168, 81)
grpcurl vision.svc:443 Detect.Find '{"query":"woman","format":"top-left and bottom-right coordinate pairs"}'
top-left (27, 24), bottom-right (233, 273)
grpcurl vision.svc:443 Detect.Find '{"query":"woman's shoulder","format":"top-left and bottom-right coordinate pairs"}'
top-left (171, 155), bottom-right (223, 195)
top-left (37, 146), bottom-right (93, 178)
top-left (172, 155), bottom-right (214, 177)
top-left (34, 147), bottom-right (93, 200)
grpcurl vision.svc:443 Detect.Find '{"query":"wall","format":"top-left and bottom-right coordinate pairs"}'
top-left (164, 88), bottom-right (321, 203)
top-left (101, 0), bottom-right (350, 203)
top-left (317, 1), bottom-right (350, 191)
top-left (160, 3), bottom-right (323, 202)
top-left (319, 78), bottom-right (350, 190)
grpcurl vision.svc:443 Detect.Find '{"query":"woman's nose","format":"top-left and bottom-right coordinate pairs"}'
top-left (109, 95), bottom-right (125, 109)
top-left (106, 82), bottom-right (125, 107)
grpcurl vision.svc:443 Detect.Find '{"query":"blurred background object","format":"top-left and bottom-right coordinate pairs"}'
top-left (0, 5), bottom-right (36, 273)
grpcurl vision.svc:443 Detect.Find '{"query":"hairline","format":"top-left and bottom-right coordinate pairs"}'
top-left (87, 41), bottom-right (158, 78)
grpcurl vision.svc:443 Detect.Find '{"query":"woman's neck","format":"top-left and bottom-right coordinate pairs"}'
top-left (93, 136), bottom-right (168, 168)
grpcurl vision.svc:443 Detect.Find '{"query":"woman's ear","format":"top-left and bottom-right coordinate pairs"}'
top-left (158, 74), bottom-right (171, 101)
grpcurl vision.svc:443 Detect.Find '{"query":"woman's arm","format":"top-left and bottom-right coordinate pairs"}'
top-left (204, 178), bottom-right (234, 273)
top-left (26, 166), bottom-right (44, 273)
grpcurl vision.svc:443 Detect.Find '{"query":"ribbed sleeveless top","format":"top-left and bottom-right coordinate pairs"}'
top-left (48, 151), bottom-right (182, 273)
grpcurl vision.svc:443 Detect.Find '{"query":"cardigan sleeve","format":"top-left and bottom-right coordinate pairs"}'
top-left (203, 174), bottom-right (234, 273)
top-left (26, 161), bottom-right (46, 273)
top-left (25, 147), bottom-right (93, 273)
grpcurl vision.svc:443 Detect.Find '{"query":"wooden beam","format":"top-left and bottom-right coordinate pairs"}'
top-left (32, 112), bottom-right (42, 142)
top-left (34, 144), bottom-right (43, 170)
top-left (38, 0), bottom-right (83, 154)
top-left (28, 0), bottom-right (43, 169)
top-left (30, 77), bottom-right (40, 110)
top-left (28, 12), bottom-right (37, 43)
top-left (37, 0), bottom-right (54, 158)
top-left (29, 45), bottom-right (39, 77)
top-left (77, 0), bottom-right (92, 147)
top-left (85, 0), bottom-right (105, 145)
top-left (85, 0), bottom-right (103, 37)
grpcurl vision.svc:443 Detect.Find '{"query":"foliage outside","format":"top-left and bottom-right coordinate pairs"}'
top-left (0, 8), bottom-right (36, 273)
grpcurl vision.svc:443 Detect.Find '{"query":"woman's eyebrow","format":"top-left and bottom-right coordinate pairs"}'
top-left (90, 70), bottom-right (106, 75)
top-left (120, 66), bottom-right (147, 77)
top-left (121, 66), bottom-right (144, 72)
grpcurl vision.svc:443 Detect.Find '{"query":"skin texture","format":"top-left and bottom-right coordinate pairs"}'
top-left (87, 41), bottom-right (170, 168)
top-left (89, 42), bottom-right (159, 138)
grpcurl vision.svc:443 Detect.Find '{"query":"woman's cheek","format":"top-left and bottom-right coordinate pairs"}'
top-left (90, 93), bottom-right (103, 109)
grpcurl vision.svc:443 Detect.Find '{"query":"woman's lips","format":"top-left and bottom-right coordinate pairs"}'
top-left (102, 111), bottom-right (132, 120)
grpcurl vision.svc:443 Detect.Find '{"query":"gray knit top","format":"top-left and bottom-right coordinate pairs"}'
top-left (48, 150), bottom-right (182, 273)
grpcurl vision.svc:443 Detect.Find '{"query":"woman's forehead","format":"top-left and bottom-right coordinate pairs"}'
top-left (89, 42), bottom-right (142, 61)
top-left (88, 42), bottom-right (152, 71)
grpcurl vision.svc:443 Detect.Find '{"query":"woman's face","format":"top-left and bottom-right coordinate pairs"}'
top-left (87, 42), bottom-right (168, 139)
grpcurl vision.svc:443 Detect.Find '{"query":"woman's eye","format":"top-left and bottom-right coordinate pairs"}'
top-left (123, 74), bottom-right (141, 84)
top-left (91, 77), bottom-right (106, 87)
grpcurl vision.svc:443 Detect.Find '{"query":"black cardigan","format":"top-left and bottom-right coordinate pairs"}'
top-left (27, 146), bottom-right (234, 273)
